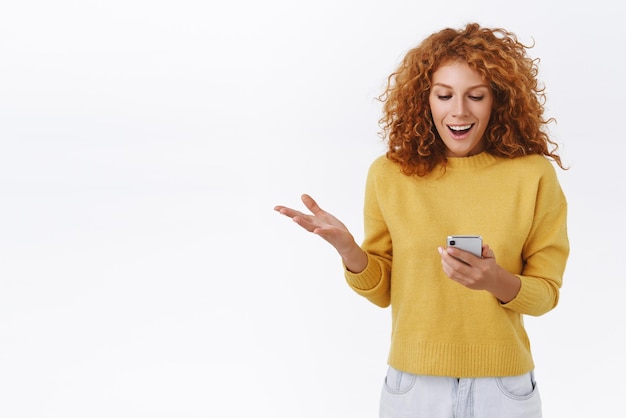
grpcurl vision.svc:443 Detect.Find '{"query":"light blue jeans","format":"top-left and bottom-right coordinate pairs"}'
top-left (380, 366), bottom-right (542, 418)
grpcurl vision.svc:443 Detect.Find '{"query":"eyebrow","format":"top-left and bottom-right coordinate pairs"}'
top-left (432, 82), bottom-right (490, 89)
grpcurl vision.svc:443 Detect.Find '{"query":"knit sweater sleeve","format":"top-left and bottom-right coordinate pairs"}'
top-left (344, 157), bottom-right (392, 308)
top-left (502, 161), bottom-right (570, 316)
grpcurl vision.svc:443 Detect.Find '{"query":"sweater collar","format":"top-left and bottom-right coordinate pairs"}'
top-left (444, 152), bottom-right (499, 170)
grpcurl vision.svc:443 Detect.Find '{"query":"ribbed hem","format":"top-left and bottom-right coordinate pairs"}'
top-left (388, 340), bottom-right (534, 378)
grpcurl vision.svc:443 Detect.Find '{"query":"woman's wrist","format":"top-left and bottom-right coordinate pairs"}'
top-left (341, 244), bottom-right (368, 274)
top-left (491, 266), bottom-right (521, 303)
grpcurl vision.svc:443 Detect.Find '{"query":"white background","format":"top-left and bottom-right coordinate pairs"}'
top-left (1, 1), bottom-right (624, 417)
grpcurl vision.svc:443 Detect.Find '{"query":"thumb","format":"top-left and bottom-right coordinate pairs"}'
top-left (301, 194), bottom-right (323, 214)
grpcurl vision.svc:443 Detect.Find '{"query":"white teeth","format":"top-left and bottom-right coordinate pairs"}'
top-left (449, 124), bottom-right (472, 131)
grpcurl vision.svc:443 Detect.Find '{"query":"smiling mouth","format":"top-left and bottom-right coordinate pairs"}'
top-left (447, 124), bottom-right (473, 138)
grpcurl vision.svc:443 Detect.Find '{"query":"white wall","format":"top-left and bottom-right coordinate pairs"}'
top-left (1, 1), bottom-right (623, 417)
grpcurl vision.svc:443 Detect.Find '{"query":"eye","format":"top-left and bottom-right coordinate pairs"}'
top-left (437, 95), bottom-right (452, 100)
top-left (469, 95), bottom-right (484, 101)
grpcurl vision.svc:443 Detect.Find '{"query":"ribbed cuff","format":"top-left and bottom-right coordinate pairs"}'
top-left (344, 253), bottom-right (382, 291)
top-left (501, 275), bottom-right (558, 317)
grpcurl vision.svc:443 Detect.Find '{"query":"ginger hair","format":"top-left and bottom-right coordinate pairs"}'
top-left (378, 22), bottom-right (565, 176)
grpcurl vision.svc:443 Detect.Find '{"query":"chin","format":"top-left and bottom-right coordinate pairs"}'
top-left (447, 147), bottom-right (473, 158)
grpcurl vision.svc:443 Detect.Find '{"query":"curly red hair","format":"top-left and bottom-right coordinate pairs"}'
top-left (378, 22), bottom-right (565, 176)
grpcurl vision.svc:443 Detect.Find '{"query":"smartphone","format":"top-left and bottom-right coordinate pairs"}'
top-left (447, 235), bottom-right (483, 258)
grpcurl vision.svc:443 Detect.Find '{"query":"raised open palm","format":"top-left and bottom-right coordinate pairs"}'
top-left (274, 194), bottom-right (367, 272)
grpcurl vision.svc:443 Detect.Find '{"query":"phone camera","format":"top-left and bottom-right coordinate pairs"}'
top-left (449, 240), bottom-right (456, 246)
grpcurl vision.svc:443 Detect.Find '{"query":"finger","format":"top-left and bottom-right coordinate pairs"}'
top-left (439, 247), bottom-right (463, 274)
top-left (482, 244), bottom-right (495, 259)
top-left (291, 215), bottom-right (320, 233)
top-left (446, 247), bottom-right (474, 266)
top-left (301, 194), bottom-right (324, 216)
top-left (274, 205), bottom-right (307, 220)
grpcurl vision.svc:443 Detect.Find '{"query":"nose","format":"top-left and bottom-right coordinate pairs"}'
top-left (452, 97), bottom-right (468, 117)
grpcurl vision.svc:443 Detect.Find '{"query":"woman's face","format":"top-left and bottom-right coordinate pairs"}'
top-left (429, 61), bottom-right (494, 157)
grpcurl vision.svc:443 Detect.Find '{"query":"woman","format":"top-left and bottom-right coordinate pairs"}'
top-left (274, 22), bottom-right (569, 418)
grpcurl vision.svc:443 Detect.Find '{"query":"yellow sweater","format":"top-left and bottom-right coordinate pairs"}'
top-left (345, 152), bottom-right (569, 377)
